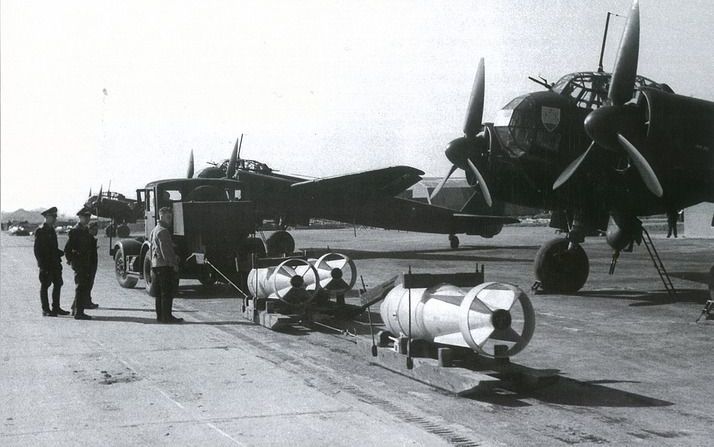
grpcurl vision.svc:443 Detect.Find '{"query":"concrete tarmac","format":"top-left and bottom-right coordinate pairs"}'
top-left (1, 224), bottom-right (712, 446)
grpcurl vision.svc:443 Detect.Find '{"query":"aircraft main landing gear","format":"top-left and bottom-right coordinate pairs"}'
top-left (449, 234), bottom-right (460, 250)
top-left (534, 237), bottom-right (589, 293)
top-left (266, 230), bottom-right (295, 257)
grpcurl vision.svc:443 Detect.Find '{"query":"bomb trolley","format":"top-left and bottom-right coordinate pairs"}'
top-left (359, 268), bottom-right (558, 395)
top-left (241, 252), bottom-right (361, 330)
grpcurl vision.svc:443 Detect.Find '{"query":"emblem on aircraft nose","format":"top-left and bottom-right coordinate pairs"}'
top-left (541, 106), bottom-right (561, 132)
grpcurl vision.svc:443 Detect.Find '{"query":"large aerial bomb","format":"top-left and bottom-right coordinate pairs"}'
top-left (247, 253), bottom-right (357, 303)
top-left (380, 281), bottom-right (535, 358)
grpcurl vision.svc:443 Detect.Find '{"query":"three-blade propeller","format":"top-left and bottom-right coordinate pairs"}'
top-left (431, 58), bottom-right (493, 207)
top-left (553, 0), bottom-right (663, 198)
top-left (187, 150), bottom-right (194, 178)
top-left (226, 134), bottom-right (243, 179)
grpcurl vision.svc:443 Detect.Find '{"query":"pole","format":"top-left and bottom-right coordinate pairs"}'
top-left (598, 12), bottom-right (625, 72)
top-left (361, 275), bottom-right (378, 357)
top-left (597, 12), bottom-right (612, 72)
top-left (406, 265), bottom-right (413, 369)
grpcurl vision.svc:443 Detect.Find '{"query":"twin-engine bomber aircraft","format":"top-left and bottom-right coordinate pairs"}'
top-left (84, 186), bottom-right (144, 238)
top-left (432, 0), bottom-right (714, 293)
top-left (190, 136), bottom-right (516, 256)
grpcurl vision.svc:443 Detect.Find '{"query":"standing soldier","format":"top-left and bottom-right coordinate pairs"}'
top-left (65, 209), bottom-right (94, 320)
top-left (33, 207), bottom-right (69, 316)
top-left (86, 221), bottom-right (100, 309)
top-left (150, 207), bottom-right (183, 323)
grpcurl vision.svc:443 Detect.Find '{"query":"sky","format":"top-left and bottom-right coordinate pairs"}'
top-left (2, 0), bottom-right (712, 214)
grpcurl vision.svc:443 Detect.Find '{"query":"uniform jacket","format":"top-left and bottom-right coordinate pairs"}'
top-left (33, 223), bottom-right (63, 270)
top-left (64, 224), bottom-right (94, 271)
top-left (150, 222), bottom-right (179, 268)
top-left (90, 236), bottom-right (98, 272)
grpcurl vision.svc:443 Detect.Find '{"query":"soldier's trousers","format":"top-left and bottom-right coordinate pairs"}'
top-left (88, 264), bottom-right (97, 302)
top-left (152, 266), bottom-right (177, 321)
top-left (39, 267), bottom-right (63, 311)
top-left (73, 269), bottom-right (93, 315)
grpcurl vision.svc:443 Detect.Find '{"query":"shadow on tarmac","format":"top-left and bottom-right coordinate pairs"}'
top-left (303, 247), bottom-right (534, 263)
top-left (575, 288), bottom-right (708, 306)
top-left (88, 315), bottom-right (250, 325)
top-left (177, 284), bottom-right (242, 299)
top-left (668, 271), bottom-right (712, 285)
top-left (99, 307), bottom-right (197, 313)
top-left (463, 376), bottom-right (673, 408)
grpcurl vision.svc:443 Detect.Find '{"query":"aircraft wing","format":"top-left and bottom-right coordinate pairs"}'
top-left (290, 166), bottom-right (424, 201)
top-left (320, 196), bottom-right (518, 235)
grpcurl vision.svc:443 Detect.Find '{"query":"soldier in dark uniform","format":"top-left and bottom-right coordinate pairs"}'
top-left (86, 221), bottom-right (100, 309)
top-left (33, 207), bottom-right (69, 316)
top-left (64, 208), bottom-right (94, 320)
top-left (71, 221), bottom-right (100, 314)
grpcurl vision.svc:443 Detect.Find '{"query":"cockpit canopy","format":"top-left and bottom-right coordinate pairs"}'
top-left (551, 71), bottom-right (671, 110)
top-left (492, 71), bottom-right (674, 160)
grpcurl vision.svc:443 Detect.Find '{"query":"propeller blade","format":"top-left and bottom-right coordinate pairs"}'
top-left (430, 165), bottom-right (458, 201)
top-left (236, 133), bottom-right (244, 160)
top-left (187, 150), bottom-right (195, 178)
top-left (609, 0), bottom-right (640, 106)
top-left (552, 142), bottom-right (595, 190)
top-left (617, 134), bottom-right (663, 197)
top-left (463, 58), bottom-right (485, 138)
top-left (226, 138), bottom-right (239, 178)
top-left (466, 158), bottom-right (492, 207)
top-left (88, 188), bottom-right (92, 198)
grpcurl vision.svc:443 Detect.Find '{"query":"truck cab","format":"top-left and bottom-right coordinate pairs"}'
top-left (112, 178), bottom-right (257, 295)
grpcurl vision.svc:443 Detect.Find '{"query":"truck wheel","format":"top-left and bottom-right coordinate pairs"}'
top-left (143, 255), bottom-right (159, 297)
top-left (534, 238), bottom-right (589, 293)
top-left (114, 247), bottom-right (137, 288)
top-left (117, 224), bottom-right (130, 238)
top-left (266, 231), bottom-right (295, 257)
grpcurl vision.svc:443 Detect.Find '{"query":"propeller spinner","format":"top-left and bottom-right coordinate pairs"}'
top-left (553, 0), bottom-right (663, 198)
top-left (431, 58), bottom-right (493, 207)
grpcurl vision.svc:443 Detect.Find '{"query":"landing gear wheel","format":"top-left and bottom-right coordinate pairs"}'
top-left (449, 234), bottom-right (460, 250)
top-left (117, 224), bottom-right (130, 238)
top-left (114, 247), bottom-right (137, 288)
top-left (534, 238), bottom-right (589, 293)
top-left (266, 230), bottom-right (295, 257)
top-left (143, 255), bottom-right (159, 297)
top-left (198, 268), bottom-right (217, 287)
top-left (242, 237), bottom-right (266, 259)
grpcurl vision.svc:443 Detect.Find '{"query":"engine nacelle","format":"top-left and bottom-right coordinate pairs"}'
top-left (606, 215), bottom-right (643, 252)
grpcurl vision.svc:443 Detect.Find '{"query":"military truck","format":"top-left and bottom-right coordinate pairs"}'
top-left (110, 178), bottom-right (259, 295)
